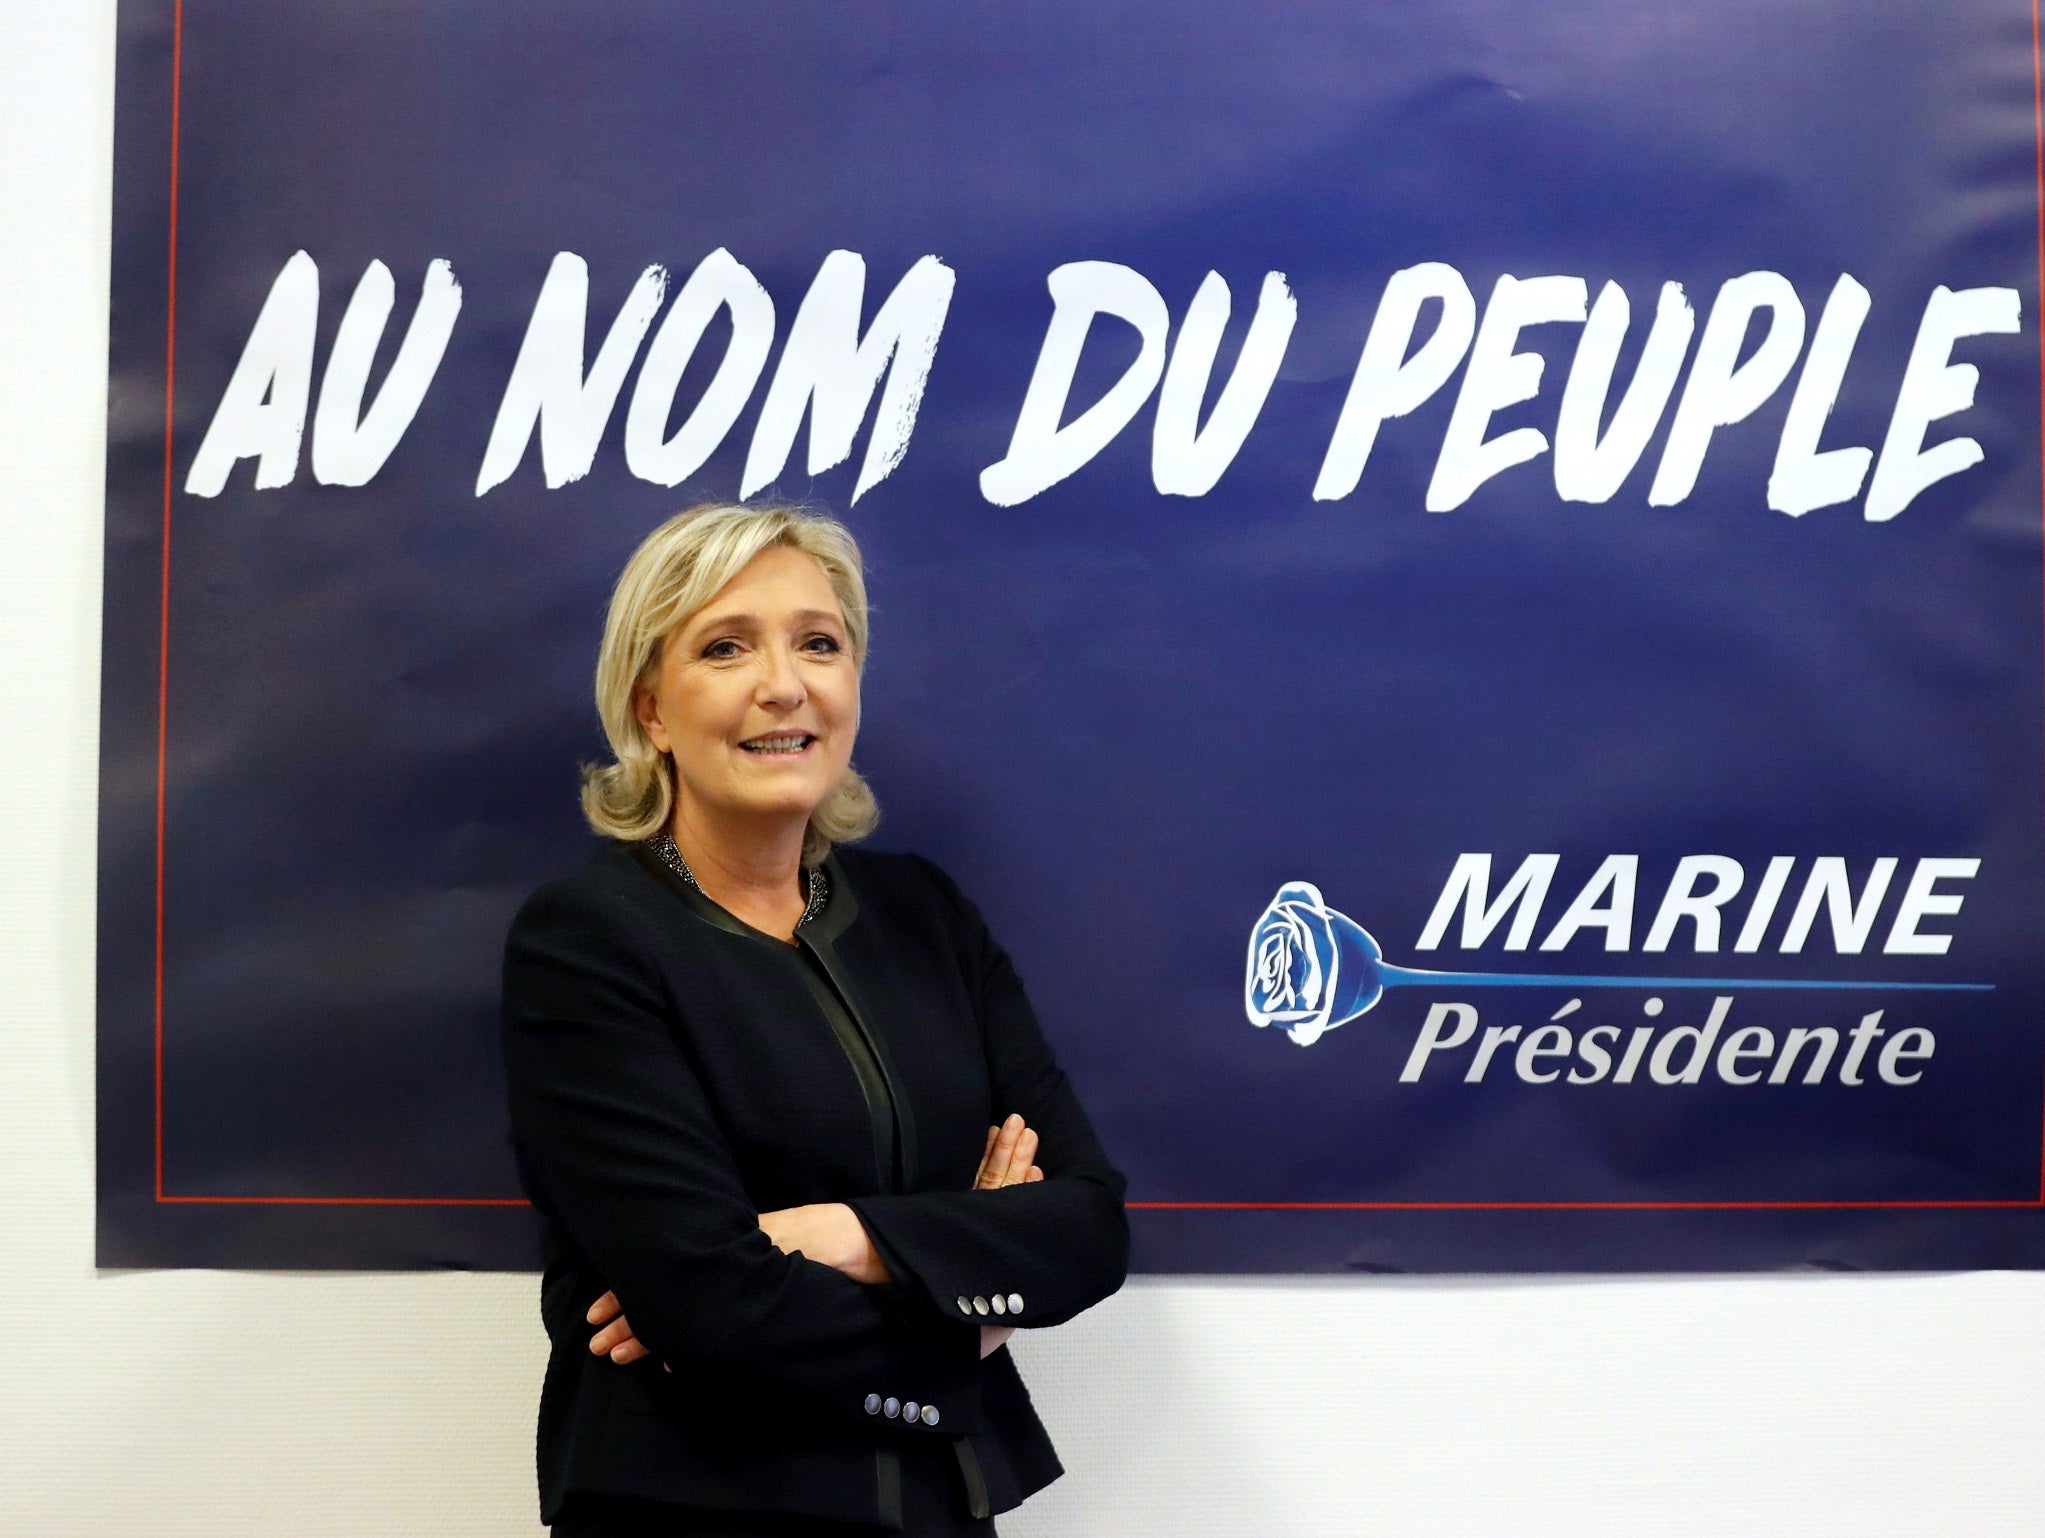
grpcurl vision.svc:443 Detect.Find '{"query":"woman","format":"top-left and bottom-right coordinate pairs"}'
top-left (501, 502), bottom-right (1130, 1536)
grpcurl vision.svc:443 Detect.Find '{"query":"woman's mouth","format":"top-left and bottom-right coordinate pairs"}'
top-left (738, 733), bottom-right (815, 756)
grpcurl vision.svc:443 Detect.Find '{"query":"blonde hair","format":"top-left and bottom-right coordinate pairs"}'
top-left (581, 502), bottom-right (878, 864)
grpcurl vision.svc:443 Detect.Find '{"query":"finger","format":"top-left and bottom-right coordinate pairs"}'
top-left (972, 1125), bottom-right (1000, 1189)
top-left (586, 1290), bottom-right (621, 1327)
top-left (993, 1112), bottom-right (1023, 1172)
top-left (993, 1121), bottom-right (1027, 1186)
top-left (1000, 1125), bottom-right (1039, 1186)
top-left (609, 1337), bottom-right (650, 1365)
top-left (978, 1118), bottom-right (1020, 1189)
top-left (588, 1317), bottom-right (636, 1355)
top-left (1024, 1164), bottom-right (1044, 1182)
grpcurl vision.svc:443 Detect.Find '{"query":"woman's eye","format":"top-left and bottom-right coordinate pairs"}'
top-left (702, 639), bottom-right (742, 660)
top-left (802, 634), bottom-right (842, 654)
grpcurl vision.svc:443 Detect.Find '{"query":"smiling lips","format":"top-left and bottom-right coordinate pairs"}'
top-left (739, 733), bottom-right (816, 756)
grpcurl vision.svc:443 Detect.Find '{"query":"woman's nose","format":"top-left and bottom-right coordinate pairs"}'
top-left (756, 644), bottom-right (807, 705)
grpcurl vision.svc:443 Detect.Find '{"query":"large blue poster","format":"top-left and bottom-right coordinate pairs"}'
top-left (100, 0), bottom-right (2045, 1270)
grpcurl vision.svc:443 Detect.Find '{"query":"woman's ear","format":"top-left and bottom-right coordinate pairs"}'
top-left (632, 676), bottom-right (671, 755)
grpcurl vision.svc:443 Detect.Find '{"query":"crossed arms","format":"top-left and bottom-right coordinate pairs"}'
top-left (587, 1114), bottom-right (1047, 1366)
top-left (501, 859), bottom-right (1128, 1436)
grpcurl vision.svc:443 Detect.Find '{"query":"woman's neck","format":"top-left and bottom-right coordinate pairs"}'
top-left (668, 800), bottom-right (809, 942)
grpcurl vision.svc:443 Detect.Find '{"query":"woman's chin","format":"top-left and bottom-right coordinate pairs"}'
top-left (719, 779), bottom-right (837, 823)
top-left (679, 755), bottom-right (847, 826)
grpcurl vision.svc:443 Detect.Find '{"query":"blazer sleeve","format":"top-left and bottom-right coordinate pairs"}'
top-left (844, 856), bottom-right (1131, 1331)
top-left (501, 875), bottom-right (981, 1435)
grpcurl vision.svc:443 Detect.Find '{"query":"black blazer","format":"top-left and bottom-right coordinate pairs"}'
top-left (500, 840), bottom-right (1131, 1529)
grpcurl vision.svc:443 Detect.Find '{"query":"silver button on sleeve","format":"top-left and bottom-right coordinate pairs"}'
top-left (956, 1296), bottom-right (973, 1315)
top-left (883, 1396), bottom-right (901, 1419)
top-left (1007, 1293), bottom-right (1024, 1314)
top-left (972, 1295), bottom-right (990, 1315)
top-left (920, 1404), bottom-right (941, 1426)
top-left (864, 1393), bottom-right (881, 1415)
top-left (990, 1293), bottom-right (1007, 1315)
top-left (902, 1400), bottom-right (919, 1423)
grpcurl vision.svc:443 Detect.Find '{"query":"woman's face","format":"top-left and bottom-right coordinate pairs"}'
top-left (634, 543), bottom-right (860, 841)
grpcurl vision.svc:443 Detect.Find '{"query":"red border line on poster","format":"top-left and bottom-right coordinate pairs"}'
top-left (146, 1), bottom-right (2045, 1212)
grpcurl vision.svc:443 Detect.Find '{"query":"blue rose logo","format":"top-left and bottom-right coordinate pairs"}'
top-left (1244, 881), bottom-right (1388, 1046)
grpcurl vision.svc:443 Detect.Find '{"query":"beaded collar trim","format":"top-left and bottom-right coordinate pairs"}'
top-left (647, 832), bottom-right (829, 929)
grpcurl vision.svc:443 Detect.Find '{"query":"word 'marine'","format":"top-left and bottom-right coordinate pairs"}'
top-left (1418, 853), bottom-right (1980, 957)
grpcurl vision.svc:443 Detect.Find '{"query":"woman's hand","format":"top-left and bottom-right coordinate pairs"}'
top-left (973, 1112), bottom-right (1046, 1190)
top-left (587, 1289), bottom-right (649, 1365)
top-left (590, 1114), bottom-right (1047, 1366)
top-left (757, 1202), bottom-right (895, 1285)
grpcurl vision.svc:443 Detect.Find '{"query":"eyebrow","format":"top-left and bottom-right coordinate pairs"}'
top-left (688, 607), bottom-right (846, 633)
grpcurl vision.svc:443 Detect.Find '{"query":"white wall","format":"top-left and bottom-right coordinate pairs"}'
top-left (5, 2), bottom-right (2043, 1532)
